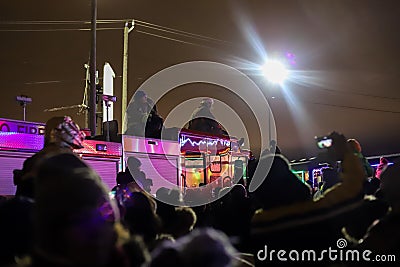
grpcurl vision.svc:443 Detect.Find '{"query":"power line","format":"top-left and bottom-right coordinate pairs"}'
top-left (272, 97), bottom-right (400, 114)
top-left (0, 19), bottom-right (233, 46)
top-left (136, 23), bottom-right (225, 45)
top-left (134, 19), bottom-right (234, 45)
top-left (0, 20), bottom-right (222, 49)
top-left (24, 80), bottom-right (63, 85)
top-left (4, 75), bottom-right (125, 87)
top-left (287, 75), bottom-right (400, 101)
top-left (0, 21), bottom-right (222, 48)
top-left (97, 19), bottom-right (233, 45)
top-left (136, 30), bottom-right (214, 49)
top-left (3, 79), bottom-right (82, 86)
top-left (310, 101), bottom-right (400, 114)
top-left (0, 27), bottom-right (122, 32)
top-left (306, 86), bottom-right (400, 101)
top-left (1, 19), bottom-right (399, 102)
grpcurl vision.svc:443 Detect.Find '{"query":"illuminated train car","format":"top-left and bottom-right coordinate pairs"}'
top-left (0, 117), bottom-right (250, 196)
top-left (178, 129), bottom-right (249, 190)
top-left (123, 129), bottom-right (250, 194)
top-left (290, 154), bottom-right (400, 191)
top-left (122, 134), bottom-right (181, 194)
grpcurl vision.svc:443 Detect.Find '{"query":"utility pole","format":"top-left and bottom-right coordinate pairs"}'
top-left (122, 20), bottom-right (135, 133)
top-left (89, 0), bottom-right (97, 136)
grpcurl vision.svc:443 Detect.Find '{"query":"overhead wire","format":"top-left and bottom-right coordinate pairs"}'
top-left (1, 19), bottom-right (399, 102)
top-left (134, 19), bottom-right (235, 45)
top-left (309, 101), bottom-right (400, 114)
top-left (271, 97), bottom-right (400, 114)
top-left (3, 75), bottom-right (124, 87)
top-left (0, 19), bottom-right (232, 45)
top-left (301, 85), bottom-right (400, 101)
top-left (136, 30), bottom-right (214, 49)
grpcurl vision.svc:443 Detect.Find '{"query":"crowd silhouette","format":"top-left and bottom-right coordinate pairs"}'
top-left (1, 129), bottom-right (399, 267)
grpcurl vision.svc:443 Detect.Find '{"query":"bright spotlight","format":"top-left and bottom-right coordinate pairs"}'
top-left (262, 59), bottom-right (289, 85)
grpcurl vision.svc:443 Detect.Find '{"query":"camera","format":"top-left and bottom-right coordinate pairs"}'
top-left (315, 136), bottom-right (333, 149)
top-left (314, 131), bottom-right (347, 165)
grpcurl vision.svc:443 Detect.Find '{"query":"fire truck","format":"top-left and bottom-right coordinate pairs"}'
top-left (0, 118), bottom-right (250, 196)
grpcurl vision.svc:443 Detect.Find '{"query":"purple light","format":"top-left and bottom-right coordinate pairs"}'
top-left (285, 51), bottom-right (297, 66)
top-left (179, 134), bottom-right (232, 156)
top-left (0, 132), bottom-right (44, 151)
top-left (179, 135), bottom-right (230, 148)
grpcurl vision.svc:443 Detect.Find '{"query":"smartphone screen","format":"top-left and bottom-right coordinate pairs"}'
top-left (317, 138), bottom-right (332, 149)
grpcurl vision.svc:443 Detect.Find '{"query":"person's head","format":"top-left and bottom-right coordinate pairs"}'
top-left (254, 154), bottom-right (311, 209)
top-left (375, 157), bottom-right (389, 179)
top-left (44, 116), bottom-right (85, 149)
top-left (116, 171), bottom-right (134, 185)
top-left (179, 228), bottom-right (237, 267)
top-left (347, 138), bottom-right (362, 153)
top-left (133, 90), bottom-right (148, 104)
top-left (200, 98), bottom-right (214, 109)
top-left (34, 153), bottom-right (118, 266)
top-left (223, 176), bottom-right (232, 187)
top-left (126, 156), bottom-right (142, 171)
top-left (168, 188), bottom-right (182, 204)
top-left (124, 192), bottom-right (160, 244)
top-left (169, 207), bottom-right (197, 238)
top-left (151, 228), bottom-right (237, 267)
top-left (270, 139), bottom-right (281, 154)
top-left (156, 187), bottom-right (169, 200)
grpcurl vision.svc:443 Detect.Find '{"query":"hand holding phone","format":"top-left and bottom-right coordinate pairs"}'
top-left (315, 132), bottom-right (348, 162)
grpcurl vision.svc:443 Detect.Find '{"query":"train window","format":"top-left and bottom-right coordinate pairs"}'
top-left (209, 155), bottom-right (221, 173)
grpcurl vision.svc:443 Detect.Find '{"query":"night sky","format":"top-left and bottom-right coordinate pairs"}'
top-left (1, 0), bottom-right (400, 160)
